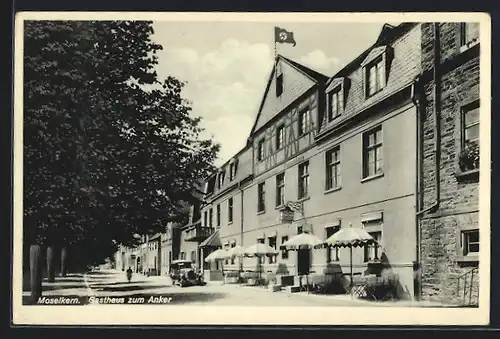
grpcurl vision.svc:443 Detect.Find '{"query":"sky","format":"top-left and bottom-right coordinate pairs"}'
top-left (151, 21), bottom-right (397, 166)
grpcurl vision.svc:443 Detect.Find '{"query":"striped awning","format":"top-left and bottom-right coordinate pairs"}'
top-left (199, 230), bottom-right (221, 248)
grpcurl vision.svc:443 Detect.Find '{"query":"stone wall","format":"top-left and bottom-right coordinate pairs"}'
top-left (419, 23), bottom-right (480, 304)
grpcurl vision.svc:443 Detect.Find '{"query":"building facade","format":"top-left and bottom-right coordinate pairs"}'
top-left (112, 22), bottom-right (483, 303)
top-left (197, 23), bottom-right (424, 298)
top-left (418, 22), bottom-right (480, 303)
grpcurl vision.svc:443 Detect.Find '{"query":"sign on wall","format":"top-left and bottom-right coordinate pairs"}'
top-left (279, 209), bottom-right (294, 223)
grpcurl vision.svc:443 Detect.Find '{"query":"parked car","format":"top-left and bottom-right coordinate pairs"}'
top-left (169, 260), bottom-right (205, 287)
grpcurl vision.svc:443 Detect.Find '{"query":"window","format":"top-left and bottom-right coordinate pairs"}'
top-left (191, 250), bottom-right (196, 263)
top-left (276, 124), bottom-right (285, 149)
top-left (326, 226), bottom-right (340, 262)
top-left (297, 226), bottom-right (303, 234)
top-left (298, 161), bottom-right (310, 199)
top-left (257, 238), bottom-right (265, 244)
top-left (281, 236), bottom-right (289, 259)
top-left (180, 252), bottom-right (186, 260)
top-left (209, 208), bottom-right (213, 227)
top-left (276, 173), bottom-right (285, 207)
top-left (363, 126), bottom-right (383, 178)
top-left (276, 73), bottom-right (283, 97)
top-left (462, 230), bottom-right (479, 255)
top-left (257, 139), bottom-right (265, 161)
top-left (257, 182), bottom-right (266, 212)
top-left (366, 57), bottom-right (385, 97)
top-left (298, 108), bottom-right (310, 136)
top-left (460, 23), bottom-right (480, 47)
top-left (268, 237), bottom-right (277, 263)
top-left (229, 163), bottom-right (235, 181)
top-left (216, 204), bottom-right (221, 227)
top-left (204, 211), bottom-right (208, 227)
top-left (462, 101), bottom-right (480, 148)
top-left (228, 197), bottom-right (233, 223)
top-left (328, 88), bottom-right (343, 120)
top-left (326, 146), bottom-right (341, 190)
top-left (364, 231), bottom-right (382, 262)
top-left (217, 171), bottom-right (225, 189)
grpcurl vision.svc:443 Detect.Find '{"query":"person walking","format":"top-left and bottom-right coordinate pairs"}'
top-left (126, 267), bottom-right (133, 283)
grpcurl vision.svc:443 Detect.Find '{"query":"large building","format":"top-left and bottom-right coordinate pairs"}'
top-left (197, 23), bottom-right (424, 298)
top-left (418, 22), bottom-right (480, 304)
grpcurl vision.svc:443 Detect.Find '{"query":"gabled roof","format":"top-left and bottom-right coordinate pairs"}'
top-left (281, 56), bottom-right (330, 83)
top-left (250, 54), bottom-right (328, 136)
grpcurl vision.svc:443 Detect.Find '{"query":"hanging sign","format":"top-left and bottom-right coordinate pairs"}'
top-left (279, 209), bottom-right (294, 223)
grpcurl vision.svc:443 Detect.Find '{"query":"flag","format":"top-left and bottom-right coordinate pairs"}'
top-left (274, 27), bottom-right (297, 47)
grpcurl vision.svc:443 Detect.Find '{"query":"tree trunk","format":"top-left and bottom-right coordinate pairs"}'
top-left (29, 244), bottom-right (43, 304)
top-left (60, 247), bottom-right (67, 277)
top-left (46, 246), bottom-right (55, 282)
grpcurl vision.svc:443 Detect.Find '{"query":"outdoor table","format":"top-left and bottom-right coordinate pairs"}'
top-left (343, 274), bottom-right (395, 300)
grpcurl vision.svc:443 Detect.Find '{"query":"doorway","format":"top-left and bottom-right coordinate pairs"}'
top-left (297, 249), bottom-right (310, 275)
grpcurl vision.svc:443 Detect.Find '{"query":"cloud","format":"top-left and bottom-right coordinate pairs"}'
top-left (299, 49), bottom-right (344, 75)
top-left (155, 39), bottom-right (273, 163)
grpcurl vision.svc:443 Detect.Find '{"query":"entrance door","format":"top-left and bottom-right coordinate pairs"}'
top-left (297, 249), bottom-right (310, 275)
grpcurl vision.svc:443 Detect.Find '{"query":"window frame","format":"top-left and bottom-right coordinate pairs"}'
top-left (276, 124), bottom-right (285, 150)
top-left (326, 145), bottom-right (341, 190)
top-left (362, 125), bottom-right (383, 179)
top-left (216, 204), bottom-right (221, 227)
top-left (325, 226), bottom-right (340, 262)
top-left (229, 162), bottom-right (235, 181)
top-left (257, 182), bottom-right (266, 213)
top-left (276, 73), bottom-right (283, 97)
top-left (461, 100), bottom-right (480, 149)
top-left (328, 86), bottom-right (344, 121)
top-left (257, 139), bottom-right (265, 162)
top-left (228, 197), bottom-right (234, 224)
top-left (209, 208), bottom-right (213, 227)
top-left (298, 161), bottom-right (310, 199)
top-left (461, 229), bottom-right (480, 256)
top-left (365, 56), bottom-right (386, 98)
top-left (459, 22), bottom-right (480, 48)
top-left (363, 231), bottom-right (382, 262)
top-left (276, 172), bottom-right (285, 207)
top-left (298, 108), bottom-right (310, 136)
top-left (268, 236), bottom-right (277, 264)
top-left (281, 236), bottom-right (289, 259)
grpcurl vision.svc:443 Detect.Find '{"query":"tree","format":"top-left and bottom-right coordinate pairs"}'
top-left (23, 20), bottom-right (219, 301)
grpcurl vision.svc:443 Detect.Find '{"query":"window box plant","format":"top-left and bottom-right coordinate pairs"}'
top-left (458, 142), bottom-right (479, 172)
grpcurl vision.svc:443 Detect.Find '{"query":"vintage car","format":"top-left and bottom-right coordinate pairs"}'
top-left (169, 259), bottom-right (205, 287)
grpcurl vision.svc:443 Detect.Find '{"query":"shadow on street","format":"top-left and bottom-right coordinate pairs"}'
top-left (93, 284), bottom-right (169, 292)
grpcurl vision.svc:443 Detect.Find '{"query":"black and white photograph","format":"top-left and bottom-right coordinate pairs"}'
top-left (12, 12), bottom-right (491, 325)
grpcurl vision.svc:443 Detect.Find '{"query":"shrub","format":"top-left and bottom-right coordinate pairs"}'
top-left (458, 142), bottom-right (480, 172)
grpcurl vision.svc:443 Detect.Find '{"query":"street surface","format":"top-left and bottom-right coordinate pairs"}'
top-left (23, 270), bottom-right (452, 307)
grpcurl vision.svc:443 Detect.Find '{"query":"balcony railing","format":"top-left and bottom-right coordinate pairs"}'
top-left (184, 224), bottom-right (214, 242)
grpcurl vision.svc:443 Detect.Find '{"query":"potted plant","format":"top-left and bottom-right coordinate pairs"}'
top-left (459, 142), bottom-right (480, 172)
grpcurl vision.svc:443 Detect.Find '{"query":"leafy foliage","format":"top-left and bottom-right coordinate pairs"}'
top-left (23, 21), bottom-right (219, 262)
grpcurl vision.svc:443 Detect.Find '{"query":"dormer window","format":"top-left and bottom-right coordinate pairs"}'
top-left (229, 162), bottom-right (235, 181)
top-left (276, 73), bottom-right (283, 97)
top-left (361, 46), bottom-right (392, 99)
top-left (329, 87), bottom-right (343, 121)
top-left (366, 57), bottom-right (385, 97)
top-left (217, 171), bottom-right (225, 189)
top-left (229, 158), bottom-right (238, 181)
top-left (326, 77), bottom-right (347, 122)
